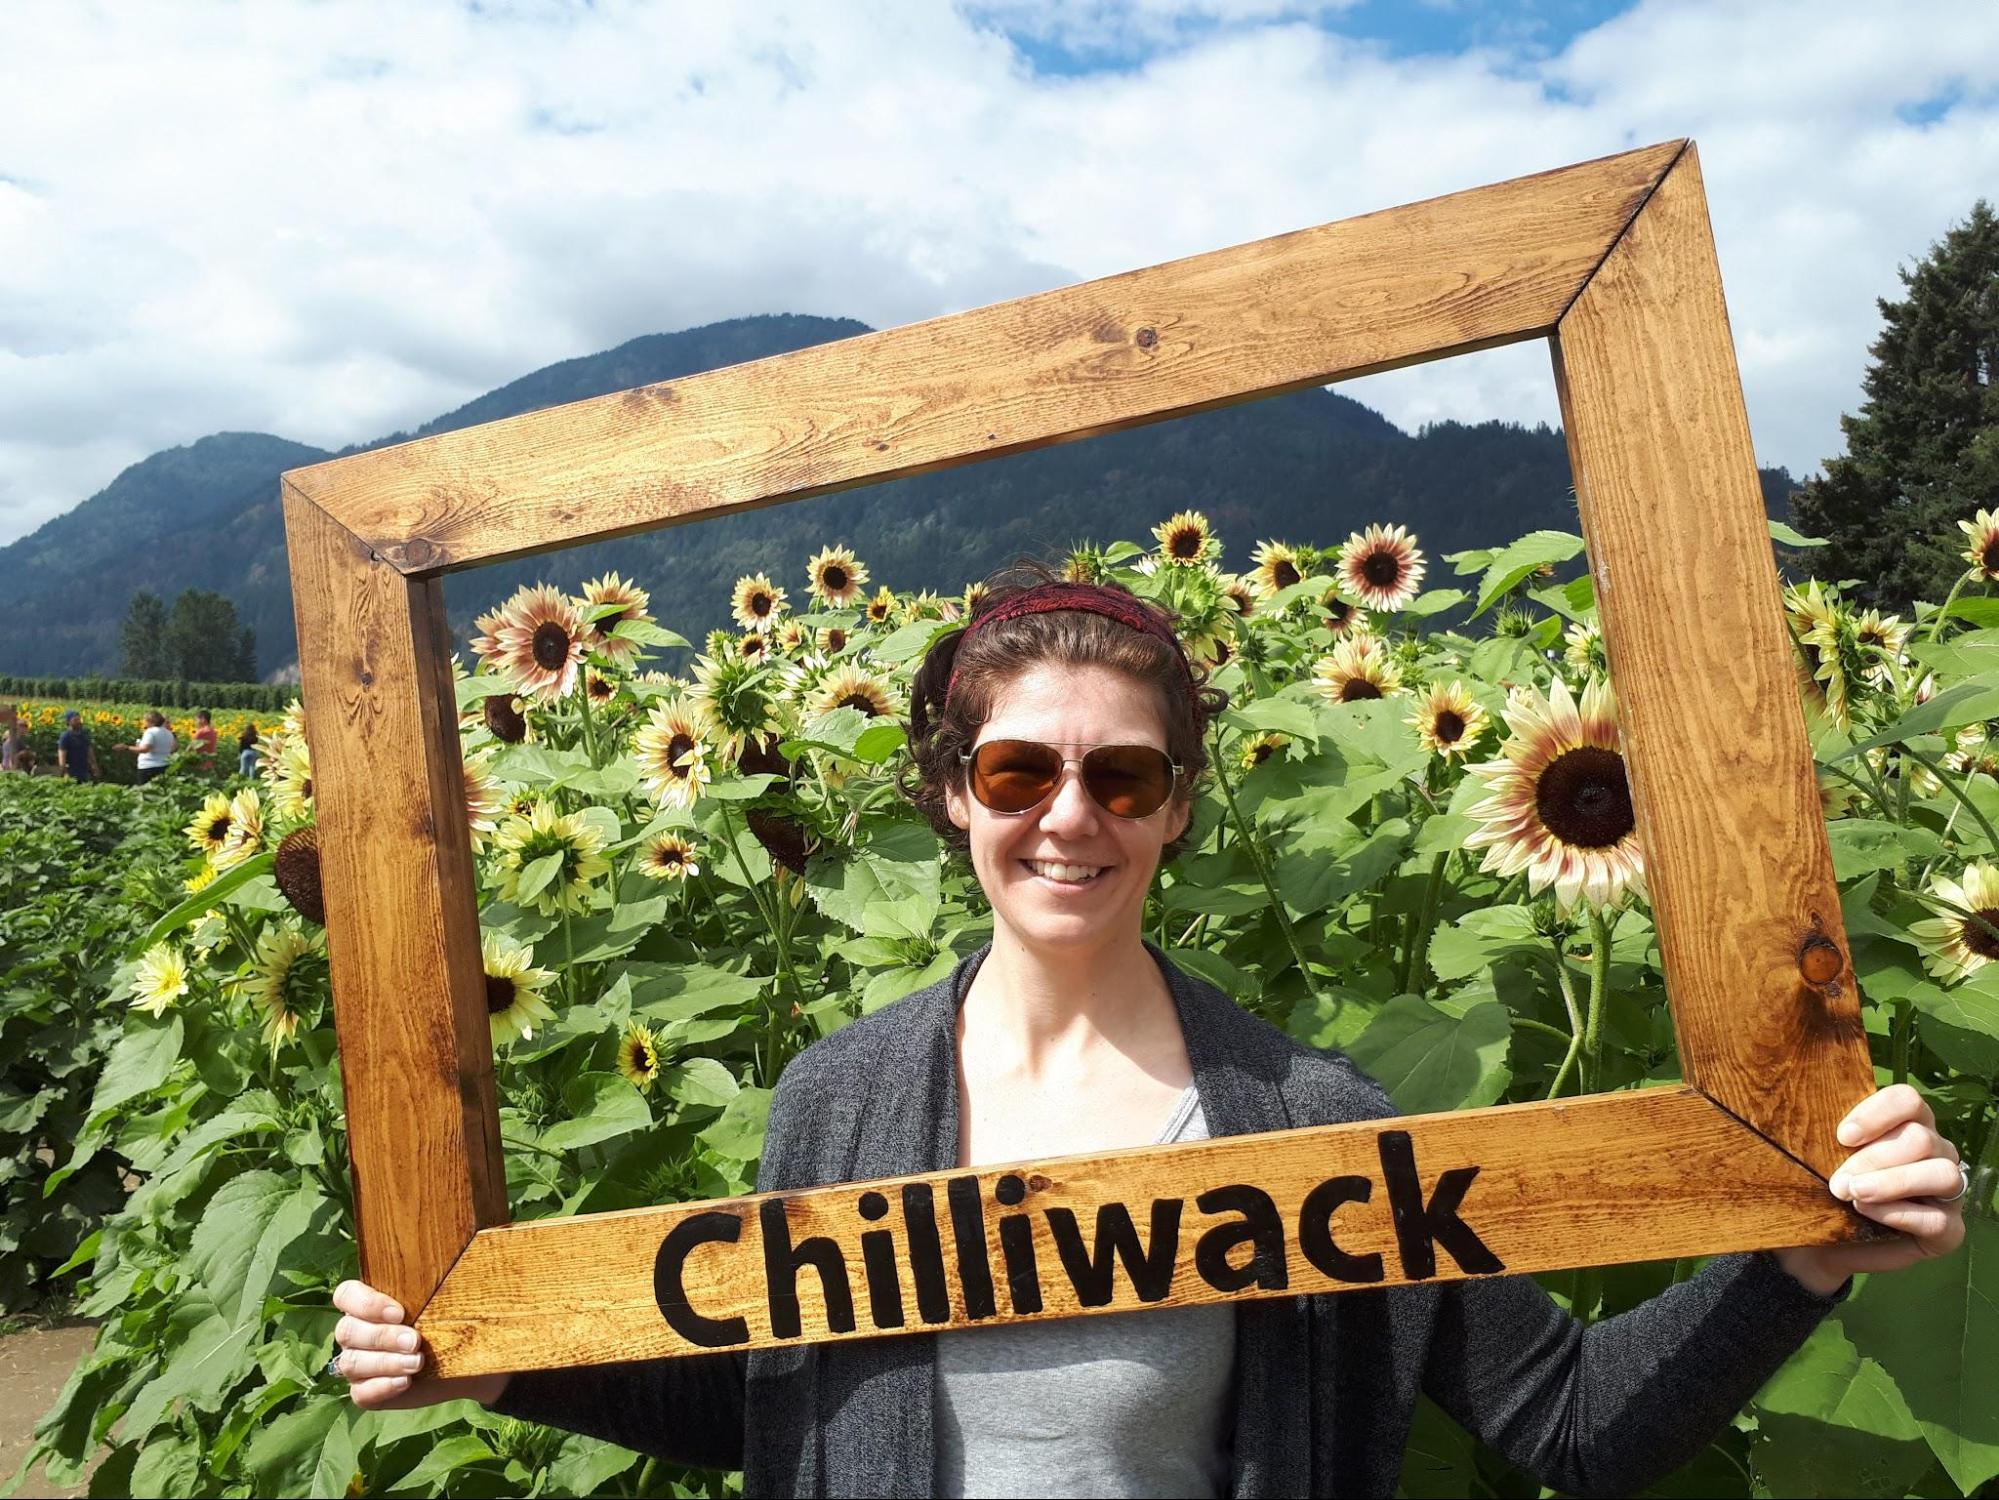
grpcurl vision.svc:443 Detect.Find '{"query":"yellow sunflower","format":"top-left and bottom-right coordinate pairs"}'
top-left (1854, 608), bottom-right (1911, 688)
top-left (807, 546), bottom-right (869, 608)
top-left (688, 653), bottom-right (780, 762)
top-left (184, 863), bottom-right (219, 894)
top-left (817, 625), bottom-right (851, 656)
top-left (211, 787), bottom-right (265, 871)
top-left (638, 833), bottom-right (701, 881)
top-left (491, 583), bottom-right (589, 701)
top-left (865, 586), bottom-right (898, 625)
top-left (586, 670), bottom-right (618, 706)
top-left (480, 930), bottom-right (558, 1045)
top-left (130, 943), bottom-right (189, 1017)
top-left (1312, 637), bottom-right (1403, 703)
top-left (635, 700), bottom-right (714, 810)
top-left (238, 925), bottom-right (327, 1052)
top-left (1250, 541), bottom-right (1304, 598)
top-left (963, 581), bottom-right (991, 616)
top-left (776, 620), bottom-right (809, 654)
top-left (184, 791), bottom-right (236, 859)
top-left (1462, 676), bottom-right (1645, 914)
top-left (1910, 861), bottom-right (1999, 984)
top-left (1063, 546), bottom-right (1105, 584)
top-left (492, 803), bottom-right (610, 916)
top-left (1784, 580), bottom-right (1854, 732)
top-left (739, 630), bottom-right (772, 662)
top-left (1153, 511), bottom-right (1216, 567)
top-left (1562, 621), bottom-right (1606, 675)
top-left (1239, 733), bottom-right (1288, 771)
top-left (1960, 508), bottom-right (1999, 582)
top-left (1337, 524), bottom-right (1426, 612)
top-left (262, 732), bottom-right (312, 821)
top-left (731, 573), bottom-right (788, 633)
top-left (809, 664), bottom-right (899, 721)
top-left (580, 571), bottom-right (652, 666)
top-left (1221, 574), bottom-right (1257, 619)
top-left (616, 1021), bottom-right (664, 1092)
top-left (1407, 681), bottom-right (1491, 759)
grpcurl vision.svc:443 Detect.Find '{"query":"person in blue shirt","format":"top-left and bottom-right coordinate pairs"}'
top-left (56, 711), bottom-right (98, 782)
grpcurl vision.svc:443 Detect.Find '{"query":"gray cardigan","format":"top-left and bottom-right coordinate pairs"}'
top-left (496, 944), bottom-right (1843, 1497)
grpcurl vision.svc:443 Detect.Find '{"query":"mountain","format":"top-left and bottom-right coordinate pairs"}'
top-left (0, 315), bottom-right (1797, 679)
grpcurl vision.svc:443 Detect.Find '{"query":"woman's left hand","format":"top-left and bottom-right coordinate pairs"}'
top-left (1774, 1083), bottom-right (1968, 1297)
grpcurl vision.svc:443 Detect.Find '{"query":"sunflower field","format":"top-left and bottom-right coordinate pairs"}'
top-left (5, 700), bottom-right (280, 787)
top-left (13, 516), bottom-right (1998, 1498)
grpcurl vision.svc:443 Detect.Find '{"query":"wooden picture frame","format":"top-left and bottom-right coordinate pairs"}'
top-left (281, 139), bottom-right (1879, 1377)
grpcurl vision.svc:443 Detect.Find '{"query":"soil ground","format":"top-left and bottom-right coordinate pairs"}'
top-left (0, 1320), bottom-right (97, 1500)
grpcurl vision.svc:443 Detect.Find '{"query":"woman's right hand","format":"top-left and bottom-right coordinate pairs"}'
top-left (331, 1279), bottom-right (512, 1411)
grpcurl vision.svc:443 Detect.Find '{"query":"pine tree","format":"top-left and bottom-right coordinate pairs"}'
top-left (234, 625), bottom-right (258, 684)
top-left (119, 591), bottom-right (171, 678)
top-left (1793, 201), bottom-right (1999, 610)
top-left (163, 589), bottom-right (253, 682)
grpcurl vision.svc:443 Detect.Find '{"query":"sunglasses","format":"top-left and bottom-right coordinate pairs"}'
top-left (959, 739), bottom-right (1182, 820)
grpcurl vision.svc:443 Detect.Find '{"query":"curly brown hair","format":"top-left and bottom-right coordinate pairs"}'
top-left (904, 562), bottom-right (1228, 862)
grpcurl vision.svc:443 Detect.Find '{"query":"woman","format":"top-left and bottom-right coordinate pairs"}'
top-left (238, 722), bottom-right (261, 779)
top-left (333, 570), bottom-right (1967, 1497)
top-left (0, 714), bottom-right (26, 772)
top-left (116, 710), bottom-right (176, 785)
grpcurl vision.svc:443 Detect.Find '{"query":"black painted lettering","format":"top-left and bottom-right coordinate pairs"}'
top-left (1045, 1199), bottom-right (1183, 1306)
top-left (903, 1182), bottom-right (952, 1324)
top-left (760, 1197), bottom-right (857, 1339)
top-left (1193, 1184), bottom-right (1290, 1292)
top-left (1377, 1130), bottom-right (1504, 1279)
top-left (997, 1213), bottom-right (1044, 1314)
top-left (1297, 1175), bottom-right (1385, 1284)
top-left (653, 1211), bottom-right (751, 1347)
top-left (859, 1229), bottom-right (906, 1329)
top-left (947, 1175), bottom-right (999, 1320)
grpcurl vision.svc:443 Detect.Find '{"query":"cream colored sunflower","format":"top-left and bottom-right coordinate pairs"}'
top-left (817, 625), bottom-right (852, 656)
top-left (1562, 621), bottom-right (1606, 675)
top-left (211, 787), bottom-right (265, 872)
top-left (480, 930), bottom-right (559, 1045)
top-left (468, 607), bottom-right (509, 677)
top-left (1960, 508), bottom-right (1999, 582)
top-left (262, 732), bottom-right (312, 821)
top-left (579, 572), bottom-right (652, 666)
top-left (1250, 541), bottom-right (1304, 598)
top-left (776, 620), bottom-right (809, 654)
top-left (1312, 638), bottom-right (1404, 702)
top-left (807, 546), bottom-right (870, 608)
top-left (809, 664), bottom-right (899, 721)
top-left (462, 749), bottom-right (505, 853)
top-left (738, 630), bottom-right (773, 662)
top-left (1324, 596), bottom-right (1362, 638)
top-left (688, 653), bottom-right (780, 762)
top-left (1338, 524), bottom-right (1427, 612)
top-left (491, 583), bottom-right (589, 701)
top-left (616, 1021), bottom-right (664, 1092)
top-left (963, 580), bottom-right (990, 616)
top-left (864, 586), bottom-right (898, 625)
top-left (1407, 681), bottom-right (1491, 759)
top-left (635, 700), bottom-right (714, 810)
top-left (1153, 511), bottom-right (1217, 567)
top-left (184, 791), bottom-right (236, 859)
top-left (1220, 574), bottom-right (1258, 619)
top-left (731, 573), bottom-right (788, 633)
top-left (130, 943), bottom-right (189, 1017)
top-left (238, 924), bottom-right (327, 1052)
top-left (1784, 580), bottom-right (1855, 732)
top-left (1854, 608), bottom-right (1911, 688)
top-left (492, 803), bottom-right (610, 916)
top-left (638, 833), bottom-right (701, 882)
top-left (1910, 861), bottom-right (1999, 983)
top-left (1462, 676), bottom-right (1645, 914)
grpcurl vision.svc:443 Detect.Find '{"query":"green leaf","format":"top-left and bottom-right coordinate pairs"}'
top-left (1911, 965), bottom-right (1999, 1042)
top-left (1832, 678), bottom-right (1999, 759)
top-left (1769, 519), bottom-right (1829, 549)
top-left (1344, 996), bottom-right (1512, 1114)
top-left (700, 1087), bottom-right (772, 1162)
top-left (122, 1309), bottom-right (257, 1436)
top-left (454, 672), bottom-right (519, 707)
top-left (189, 1171), bottom-right (326, 1320)
top-left (544, 1435), bottom-right (642, 1494)
top-left (1471, 530), bottom-right (1585, 616)
top-left (1273, 819), bottom-right (1411, 914)
top-left (629, 963), bottom-right (764, 1022)
top-left (387, 1433), bottom-right (499, 1491)
top-left (1755, 1320), bottom-right (1921, 1439)
top-left (1838, 1214), bottom-right (1999, 1493)
top-left (610, 618), bottom-right (690, 649)
top-left (860, 951), bottom-right (958, 1013)
top-left (1232, 695), bottom-right (1320, 741)
top-left (1400, 588), bottom-right (1470, 619)
top-left (129, 1434), bottom-right (201, 1497)
top-left (511, 850), bottom-right (566, 904)
top-left (1826, 819), bottom-right (1941, 880)
top-left (131, 851), bottom-right (276, 955)
top-left (312, 1408), bottom-right (360, 1499)
top-left (540, 1073), bottom-right (654, 1153)
top-left (852, 722), bottom-right (907, 763)
top-left (807, 824), bottom-right (943, 938)
top-left (86, 1014), bottom-right (183, 1122)
top-left (868, 618), bottom-right (952, 664)
top-left (660, 1057), bottom-right (740, 1109)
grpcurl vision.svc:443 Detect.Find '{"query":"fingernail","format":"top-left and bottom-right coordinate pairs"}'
top-left (386, 1304), bottom-right (404, 1322)
top-left (392, 1375), bottom-right (410, 1390)
top-left (401, 1353), bottom-right (423, 1372)
top-left (398, 1331), bottom-right (419, 1352)
top-left (1828, 1172), bottom-right (1848, 1199)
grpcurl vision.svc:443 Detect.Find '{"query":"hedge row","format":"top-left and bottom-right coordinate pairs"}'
top-left (0, 674), bottom-right (298, 711)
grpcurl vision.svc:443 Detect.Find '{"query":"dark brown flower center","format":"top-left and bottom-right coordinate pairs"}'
top-left (1327, 599), bottom-right (1351, 625)
top-left (1211, 638), bottom-right (1233, 664)
top-left (1536, 745), bottom-right (1634, 849)
top-left (589, 675), bottom-right (613, 699)
top-left (1250, 740), bottom-right (1278, 765)
top-left (655, 845), bottom-right (684, 869)
top-left (485, 974), bottom-right (516, 1015)
top-left (823, 564), bottom-right (849, 592)
top-left (667, 733), bottom-right (696, 777)
top-left (204, 814), bottom-right (232, 841)
top-left (750, 591), bottom-right (773, 617)
top-left (532, 622), bottom-right (571, 671)
top-left (1434, 710), bottom-right (1465, 743)
top-left (1340, 680), bottom-right (1383, 702)
top-left (1273, 560), bottom-right (1300, 588)
top-left (1962, 908), bottom-right (1999, 959)
top-left (484, 695), bottom-right (526, 743)
top-left (826, 629), bottom-right (847, 652)
top-left (1170, 528), bottom-right (1202, 559)
top-left (1361, 550), bottom-right (1402, 587)
top-left (1984, 538), bottom-right (1999, 575)
top-left (839, 692), bottom-right (881, 716)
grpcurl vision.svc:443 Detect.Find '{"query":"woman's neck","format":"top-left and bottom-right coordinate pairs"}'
top-left (960, 924), bottom-right (1177, 1080)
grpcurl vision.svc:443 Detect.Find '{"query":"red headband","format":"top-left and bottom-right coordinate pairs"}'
top-left (944, 582), bottom-right (1201, 708)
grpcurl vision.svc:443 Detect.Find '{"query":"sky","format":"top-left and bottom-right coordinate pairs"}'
top-left (1, 0), bottom-right (1995, 549)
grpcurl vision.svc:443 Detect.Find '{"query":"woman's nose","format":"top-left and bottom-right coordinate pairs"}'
top-left (1037, 765), bottom-right (1102, 835)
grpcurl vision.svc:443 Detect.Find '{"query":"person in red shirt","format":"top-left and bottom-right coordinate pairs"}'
top-left (191, 709), bottom-right (219, 766)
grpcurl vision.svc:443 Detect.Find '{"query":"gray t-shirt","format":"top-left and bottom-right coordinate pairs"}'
top-left (936, 1087), bottom-right (1235, 1498)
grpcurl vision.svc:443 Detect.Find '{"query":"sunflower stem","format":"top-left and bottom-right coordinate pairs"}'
top-left (1820, 755), bottom-right (1899, 820)
top-left (1397, 851), bottom-right (1451, 997)
top-left (558, 904), bottom-right (577, 1001)
top-left (715, 800), bottom-right (808, 1085)
top-left (1901, 743), bottom-right (1999, 855)
top-left (1545, 937), bottom-right (1585, 1100)
top-left (1211, 725), bottom-right (1320, 999)
top-left (575, 666), bottom-right (601, 764)
top-left (1926, 568), bottom-right (1975, 644)
top-left (1579, 907), bottom-right (1617, 1094)
top-left (1891, 999), bottom-right (1913, 1086)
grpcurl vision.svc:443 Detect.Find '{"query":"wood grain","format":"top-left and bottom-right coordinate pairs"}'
top-left (281, 483), bottom-right (507, 1314)
top-left (1551, 145), bottom-right (1876, 1179)
top-left (416, 1087), bottom-right (1864, 1376)
top-left (284, 142), bottom-right (1684, 575)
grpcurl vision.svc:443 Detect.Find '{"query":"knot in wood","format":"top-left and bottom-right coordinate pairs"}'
top-left (402, 538), bottom-right (436, 568)
top-left (1135, 327), bottom-right (1158, 349)
top-left (1797, 935), bottom-right (1843, 986)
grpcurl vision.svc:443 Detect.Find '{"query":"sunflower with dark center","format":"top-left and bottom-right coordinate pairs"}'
top-left (1239, 732), bottom-right (1288, 770)
top-left (809, 664), bottom-right (898, 721)
top-left (1406, 680), bottom-right (1491, 760)
top-left (739, 630), bottom-right (772, 661)
top-left (635, 700), bottom-right (713, 810)
top-left (184, 791), bottom-right (236, 859)
top-left (1784, 580), bottom-right (1855, 731)
top-left (1959, 507), bottom-right (1999, 582)
top-left (1221, 575), bottom-right (1257, 618)
top-left (807, 545), bottom-right (870, 608)
top-left (1153, 510), bottom-right (1216, 567)
top-left (1312, 637), bottom-right (1403, 703)
top-left (731, 572), bottom-right (788, 633)
top-left (777, 620), bottom-right (809, 653)
top-left (1324, 597), bottom-right (1358, 636)
top-left (263, 736), bottom-right (313, 820)
top-left (483, 694), bottom-right (527, 743)
top-left (489, 583), bottom-right (589, 701)
top-left (1909, 860), bottom-right (1999, 983)
top-left (580, 571), bottom-right (652, 665)
top-left (818, 625), bottom-right (850, 655)
top-left (748, 809), bottom-right (813, 876)
top-left (211, 788), bottom-right (265, 871)
top-left (1463, 676), bottom-right (1645, 914)
top-left (1337, 523), bottom-right (1427, 612)
top-left (1854, 607), bottom-right (1911, 687)
top-left (963, 581), bottom-right (990, 615)
top-left (462, 750), bottom-right (506, 852)
top-left (865, 586), bottom-right (898, 624)
top-left (274, 826), bottom-right (325, 924)
top-left (638, 833), bottom-right (701, 881)
top-left (1251, 541), bottom-right (1303, 598)
top-left (480, 930), bottom-right (558, 1045)
top-left (617, 1022), bottom-right (665, 1091)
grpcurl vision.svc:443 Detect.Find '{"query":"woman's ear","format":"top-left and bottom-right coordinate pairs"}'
top-left (945, 777), bottom-right (972, 833)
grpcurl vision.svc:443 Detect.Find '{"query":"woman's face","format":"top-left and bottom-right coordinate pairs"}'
top-left (946, 663), bottom-right (1189, 958)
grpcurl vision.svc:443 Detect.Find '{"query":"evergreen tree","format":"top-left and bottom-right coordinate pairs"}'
top-left (118, 591), bottom-right (171, 677)
top-left (163, 588), bottom-right (253, 682)
top-left (1793, 201), bottom-right (1999, 609)
top-left (234, 625), bottom-right (258, 684)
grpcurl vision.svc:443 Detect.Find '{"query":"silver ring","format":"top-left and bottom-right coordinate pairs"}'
top-left (1938, 1160), bottom-right (1972, 1205)
top-left (325, 1349), bottom-right (346, 1383)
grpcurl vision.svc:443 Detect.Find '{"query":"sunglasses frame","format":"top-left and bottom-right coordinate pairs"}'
top-left (957, 738), bottom-right (1185, 820)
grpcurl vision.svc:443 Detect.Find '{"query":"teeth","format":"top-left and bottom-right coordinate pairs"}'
top-left (1028, 860), bottom-right (1103, 883)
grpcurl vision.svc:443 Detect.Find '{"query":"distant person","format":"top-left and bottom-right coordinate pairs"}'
top-left (239, 722), bottom-right (261, 778)
top-left (56, 710), bottom-right (100, 782)
top-left (0, 715), bottom-right (26, 772)
top-left (119, 711), bottom-right (177, 785)
top-left (192, 709), bottom-right (219, 766)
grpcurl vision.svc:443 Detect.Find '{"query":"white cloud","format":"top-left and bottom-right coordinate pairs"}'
top-left (0, 0), bottom-right (1995, 547)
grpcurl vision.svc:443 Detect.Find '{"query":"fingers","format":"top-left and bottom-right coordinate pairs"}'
top-left (332, 1279), bottom-right (406, 1325)
top-left (1843, 1156), bottom-right (1966, 1205)
top-left (1828, 1120), bottom-right (1955, 1197)
top-left (334, 1314), bottom-right (422, 1355)
top-left (1836, 1083), bottom-right (1933, 1148)
top-left (348, 1374), bottom-right (417, 1409)
top-left (337, 1348), bottom-right (427, 1382)
top-left (1852, 1196), bottom-right (1967, 1249)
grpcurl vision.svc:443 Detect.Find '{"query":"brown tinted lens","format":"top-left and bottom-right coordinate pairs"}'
top-left (1081, 745), bottom-right (1175, 818)
top-left (970, 740), bottom-right (1063, 813)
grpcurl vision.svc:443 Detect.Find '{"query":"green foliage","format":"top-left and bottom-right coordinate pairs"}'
top-left (0, 676), bottom-right (297, 711)
top-left (119, 592), bottom-right (171, 679)
top-left (161, 588), bottom-right (258, 684)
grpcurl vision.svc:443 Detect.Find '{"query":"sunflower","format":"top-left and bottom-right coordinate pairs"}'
top-left (184, 863), bottom-right (219, 894)
top-left (468, 607), bottom-right (510, 677)
top-left (1462, 676), bottom-right (1645, 914)
top-left (462, 749), bottom-right (505, 852)
top-left (480, 930), bottom-right (559, 1045)
top-left (1312, 638), bottom-right (1404, 703)
top-left (580, 571), bottom-right (652, 666)
top-left (1220, 574), bottom-right (1257, 618)
top-left (1406, 680), bottom-right (1491, 759)
top-left (262, 731), bottom-right (313, 821)
top-left (865, 586), bottom-right (898, 625)
top-left (1960, 508), bottom-right (1999, 582)
top-left (130, 944), bottom-right (189, 1017)
top-left (239, 925), bottom-right (327, 1052)
top-left (1784, 580), bottom-right (1855, 731)
top-left (273, 826), bottom-right (324, 925)
top-left (1324, 595), bottom-right (1361, 637)
top-left (1818, 772), bottom-right (1858, 821)
top-left (492, 803), bottom-right (610, 916)
top-left (1153, 511), bottom-right (1216, 567)
top-left (483, 694), bottom-right (527, 744)
top-left (688, 653), bottom-right (780, 762)
top-left (635, 700), bottom-right (714, 809)
top-left (807, 546), bottom-right (870, 608)
top-left (1337, 524), bottom-right (1426, 612)
top-left (776, 620), bottom-right (809, 654)
top-left (1854, 608), bottom-right (1911, 688)
top-left (738, 630), bottom-right (772, 662)
top-left (184, 791), bottom-right (236, 859)
top-left (1562, 620), bottom-right (1606, 675)
top-left (809, 664), bottom-right (899, 721)
top-left (586, 670), bottom-right (618, 706)
top-left (963, 581), bottom-right (990, 616)
top-left (817, 625), bottom-right (851, 656)
top-left (616, 1021), bottom-right (664, 1092)
top-left (491, 583), bottom-right (589, 701)
top-left (1063, 546), bottom-right (1105, 585)
top-left (638, 833), bottom-right (701, 881)
top-left (1250, 541), bottom-right (1304, 598)
top-left (901, 590), bottom-right (949, 623)
top-left (211, 787), bottom-right (265, 871)
top-left (1239, 733), bottom-right (1289, 771)
top-left (731, 573), bottom-right (788, 633)
top-left (1910, 861), bottom-right (1999, 983)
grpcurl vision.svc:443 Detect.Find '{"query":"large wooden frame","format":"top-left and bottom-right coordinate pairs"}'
top-left (282, 141), bottom-right (1880, 1378)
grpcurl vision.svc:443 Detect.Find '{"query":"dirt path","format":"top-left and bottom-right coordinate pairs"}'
top-left (0, 1322), bottom-right (97, 1500)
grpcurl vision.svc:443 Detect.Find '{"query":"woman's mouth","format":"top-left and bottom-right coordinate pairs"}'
top-left (1023, 859), bottom-right (1105, 885)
